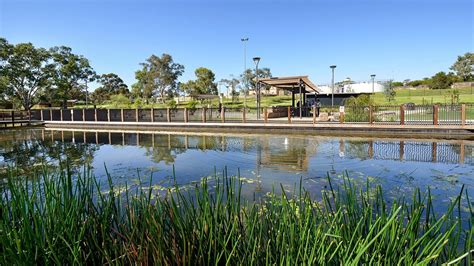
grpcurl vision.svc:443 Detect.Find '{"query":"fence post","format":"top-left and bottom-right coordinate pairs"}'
top-left (242, 107), bottom-right (246, 123)
top-left (369, 106), bottom-right (373, 124)
top-left (287, 106), bottom-right (291, 124)
top-left (136, 108), bottom-right (139, 122)
top-left (184, 108), bottom-right (188, 123)
top-left (461, 104), bottom-right (466, 126)
top-left (264, 108), bottom-right (268, 123)
top-left (400, 105), bottom-right (405, 125)
top-left (94, 108), bottom-right (97, 122)
top-left (107, 109), bottom-right (111, 122)
top-left (121, 109), bottom-right (124, 122)
top-left (313, 106), bottom-right (316, 124)
top-left (60, 109), bottom-right (63, 121)
top-left (202, 107), bottom-right (206, 123)
top-left (221, 107), bottom-right (225, 123)
top-left (433, 105), bottom-right (439, 125)
top-left (167, 108), bottom-right (171, 122)
top-left (151, 108), bottom-right (154, 123)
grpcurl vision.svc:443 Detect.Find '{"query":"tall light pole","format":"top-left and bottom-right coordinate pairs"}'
top-left (253, 57), bottom-right (261, 119)
top-left (330, 65), bottom-right (336, 107)
top-left (241, 38), bottom-right (249, 107)
top-left (370, 74), bottom-right (376, 94)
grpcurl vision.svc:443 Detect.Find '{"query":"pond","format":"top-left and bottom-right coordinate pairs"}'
top-left (0, 128), bottom-right (473, 215)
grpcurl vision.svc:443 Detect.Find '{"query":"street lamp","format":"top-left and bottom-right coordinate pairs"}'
top-left (370, 74), bottom-right (376, 94)
top-left (253, 57), bottom-right (261, 119)
top-left (330, 65), bottom-right (336, 107)
top-left (241, 38), bottom-right (249, 107)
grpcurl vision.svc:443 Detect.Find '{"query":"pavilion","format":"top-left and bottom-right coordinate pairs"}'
top-left (258, 76), bottom-right (320, 118)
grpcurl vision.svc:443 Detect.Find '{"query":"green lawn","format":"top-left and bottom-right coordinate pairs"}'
top-left (73, 87), bottom-right (474, 109)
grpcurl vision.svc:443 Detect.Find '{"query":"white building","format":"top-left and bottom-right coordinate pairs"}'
top-left (318, 81), bottom-right (384, 94)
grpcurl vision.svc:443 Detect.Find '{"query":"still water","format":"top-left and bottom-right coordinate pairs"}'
top-left (1, 128), bottom-right (473, 214)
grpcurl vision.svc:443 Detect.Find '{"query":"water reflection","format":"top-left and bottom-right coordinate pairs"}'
top-left (0, 129), bottom-right (472, 203)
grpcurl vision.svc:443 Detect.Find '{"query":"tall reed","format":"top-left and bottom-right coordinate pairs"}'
top-left (0, 166), bottom-right (472, 265)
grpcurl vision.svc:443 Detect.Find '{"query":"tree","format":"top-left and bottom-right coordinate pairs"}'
top-left (182, 67), bottom-right (218, 97)
top-left (91, 73), bottom-right (128, 104)
top-left (240, 67), bottom-right (272, 92)
top-left (383, 80), bottom-right (396, 102)
top-left (430, 71), bottom-right (453, 90)
top-left (0, 39), bottom-right (54, 110)
top-left (450, 52), bottom-right (474, 81)
top-left (132, 54), bottom-right (184, 104)
top-left (49, 46), bottom-right (96, 108)
top-left (220, 77), bottom-right (240, 102)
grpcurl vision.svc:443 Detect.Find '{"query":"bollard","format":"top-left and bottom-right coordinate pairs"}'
top-left (71, 109), bottom-right (74, 122)
top-left (121, 109), bottom-right (124, 122)
top-left (107, 109), bottom-right (111, 122)
top-left (41, 109), bottom-right (44, 121)
top-left (151, 108), bottom-right (154, 122)
top-left (167, 108), bottom-right (171, 122)
top-left (60, 109), bottom-right (63, 121)
top-left (339, 112), bottom-right (344, 124)
top-left (135, 108), bottom-right (139, 122)
top-left (94, 108), bottom-right (98, 122)
top-left (461, 104), bottom-right (466, 126)
top-left (184, 108), bottom-right (188, 123)
top-left (242, 107), bottom-right (246, 123)
top-left (264, 108), bottom-right (268, 123)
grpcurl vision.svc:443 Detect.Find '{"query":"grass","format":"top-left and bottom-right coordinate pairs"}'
top-left (70, 86), bottom-right (474, 110)
top-left (1, 165), bottom-right (472, 264)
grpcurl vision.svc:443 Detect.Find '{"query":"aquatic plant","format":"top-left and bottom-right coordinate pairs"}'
top-left (0, 166), bottom-right (472, 264)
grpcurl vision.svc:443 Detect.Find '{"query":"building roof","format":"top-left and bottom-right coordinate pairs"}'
top-left (258, 76), bottom-right (320, 93)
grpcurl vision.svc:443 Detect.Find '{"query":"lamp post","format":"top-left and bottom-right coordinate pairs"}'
top-left (370, 74), bottom-right (376, 94)
top-left (330, 65), bottom-right (336, 107)
top-left (241, 38), bottom-right (249, 107)
top-left (253, 57), bottom-right (261, 119)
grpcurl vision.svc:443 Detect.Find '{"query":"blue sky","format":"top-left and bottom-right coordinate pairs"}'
top-left (1, 0), bottom-right (473, 90)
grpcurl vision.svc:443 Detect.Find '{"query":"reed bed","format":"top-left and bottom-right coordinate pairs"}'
top-left (0, 166), bottom-right (472, 265)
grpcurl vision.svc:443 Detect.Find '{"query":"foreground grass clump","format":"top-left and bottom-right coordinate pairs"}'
top-left (0, 168), bottom-right (472, 265)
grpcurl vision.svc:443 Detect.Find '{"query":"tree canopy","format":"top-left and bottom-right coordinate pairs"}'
top-left (430, 71), bottom-right (453, 90)
top-left (450, 52), bottom-right (474, 81)
top-left (132, 54), bottom-right (184, 104)
top-left (91, 73), bottom-right (129, 104)
top-left (182, 67), bottom-right (218, 97)
top-left (0, 38), bottom-right (54, 110)
top-left (49, 46), bottom-right (96, 108)
top-left (240, 67), bottom-right (272, 92)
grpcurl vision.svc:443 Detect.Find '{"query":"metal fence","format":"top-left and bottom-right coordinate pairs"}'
top-left (2, 104), bottom-right (473, 126)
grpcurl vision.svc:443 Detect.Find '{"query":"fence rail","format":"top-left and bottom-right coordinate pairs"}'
top-left (1, 104), bottom-right (473, 127)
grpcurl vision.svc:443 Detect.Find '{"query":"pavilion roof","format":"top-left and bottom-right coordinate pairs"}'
top-left (258, 76), bottom-right (320, 93)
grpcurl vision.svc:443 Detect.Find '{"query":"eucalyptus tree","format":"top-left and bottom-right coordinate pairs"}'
top-left (49, 46), bottom-right (96, 108)
top-left (91, 73), bottom-right (129, 104)
top-left (181, 67), bottom-right (218, 98)
top-left (450, 52), bottom-right (473, 81)
top-left (0, 38), bottom-right (54, 110)
top-left (133, 54), bottom-right (184, 104)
